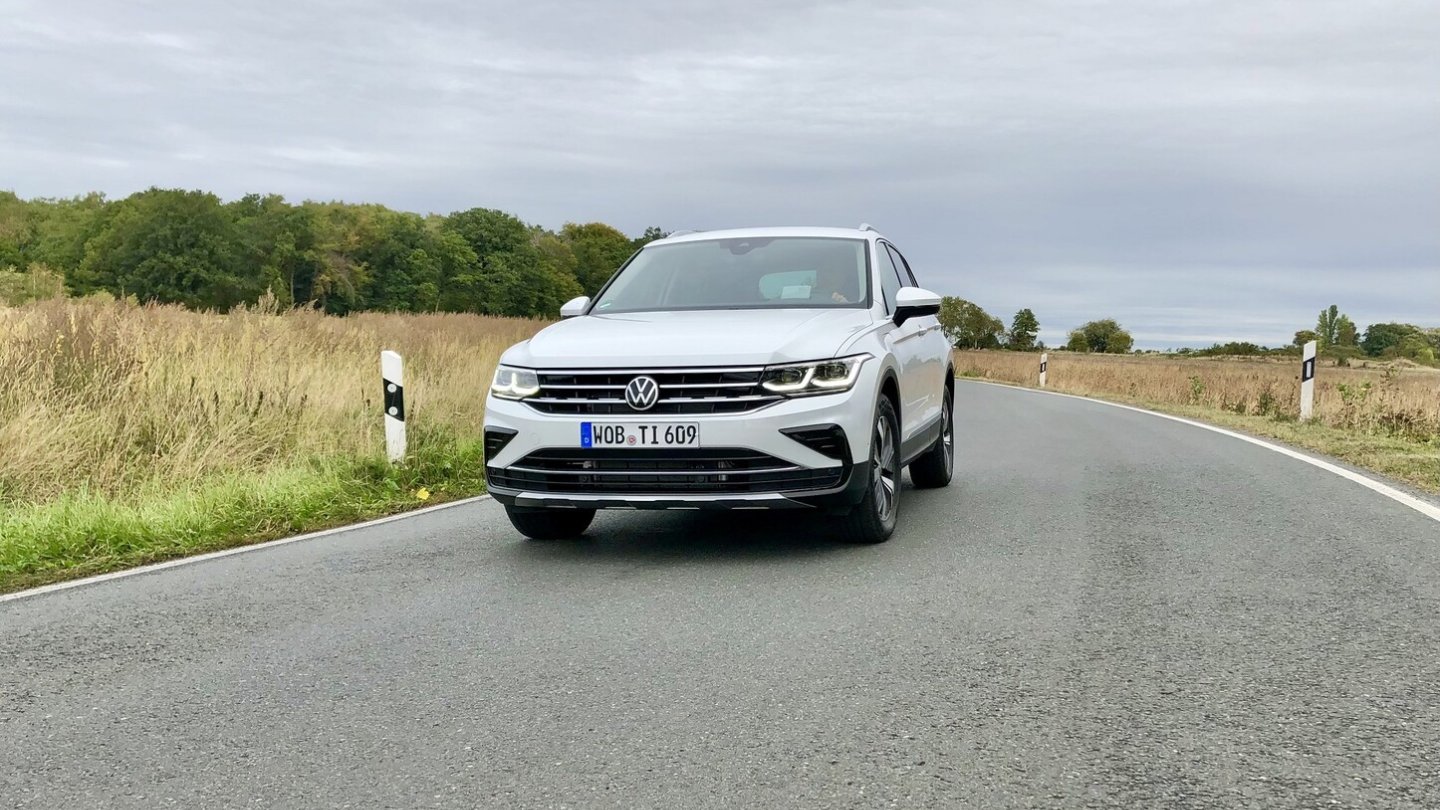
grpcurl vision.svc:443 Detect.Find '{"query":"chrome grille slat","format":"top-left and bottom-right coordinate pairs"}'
top-left (540, 384), bottom-right (626, 390)
top-left (538, 367), bottom-right (765, 375)
top-left (660, 395), bottom-right (778, 403)
top-left (527, 366), bottom-right (781, 416)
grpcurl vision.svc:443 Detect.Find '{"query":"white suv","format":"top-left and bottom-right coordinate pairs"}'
top-left (483, 226), bottom-right (954, 544)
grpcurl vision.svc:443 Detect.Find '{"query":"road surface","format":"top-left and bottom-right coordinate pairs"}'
top-left (3, 382), bottom-right (1438, 808)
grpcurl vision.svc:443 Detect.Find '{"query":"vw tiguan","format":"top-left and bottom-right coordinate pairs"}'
top-left (483, 225), bottom-right (954, 543)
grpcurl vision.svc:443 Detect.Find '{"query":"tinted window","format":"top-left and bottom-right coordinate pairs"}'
top-left (886, 244), bottom-right (919, 287)
top-left (593, 237), bottom-right (871, 314)
top-left (876, 243), bottom-right (905, 313)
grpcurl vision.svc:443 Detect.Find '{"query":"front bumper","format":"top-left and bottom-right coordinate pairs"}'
top-left (483, 383), bottom-right (875, 512)
top-left (489, 466), bottom-right (871, 512)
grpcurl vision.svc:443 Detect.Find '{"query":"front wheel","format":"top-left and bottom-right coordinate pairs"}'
top-left (505, 506), bottom-right (596, 540)
top-left (836, 397), bottom-right (900, 544)
top-left (909, 385), bottom-right (954, 488)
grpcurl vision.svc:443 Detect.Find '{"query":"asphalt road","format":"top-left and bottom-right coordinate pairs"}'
top-left (3, 382), bottom-right (1439, 809)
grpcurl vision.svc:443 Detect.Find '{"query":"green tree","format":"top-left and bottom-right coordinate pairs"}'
top-left (1007, 308), bottom-right (1039, 351)
top-left (25, 193), bottom-right (108, 276)
top-left (0, 263), bottom-right (66, 305)
top-left (561, 222), bottom-right (635, 296)
top-left (1316, 304), bottom-right (1341, 347)
top-left (939, 297), bottom-right (1005, 349)
top-left (72, 188), bottom-right (251, 309)
top-left (1393, 334), bottom-right (1435, 363)
top-left (303, 202), bottom-right (377, 313)
top-left (228, 194), bottom-right (322, 307)
top-left (355, 210), bottom-right (444, 312)
top-left (530, 230), bottom-right (586, 312)
top-left (631, 226), bottom-right (668, 252)
top-left (0, 189), bottom-right (653, 318)
top-left (0, 190), bottom-right (31, 269)
top-left (1293, 329), bottom-right (1319, 348)
top-left (1361, 322), bottom-right (1421, 357)
top-left (1335, 315), bottom-right (1358, 348)
top-left (1068, 319), bottom-right (1134, 354)
top-left (442, 208), bottom-right (584, 317)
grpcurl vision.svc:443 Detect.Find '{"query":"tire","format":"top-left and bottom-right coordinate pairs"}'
top-left (836, 396), bottom-right (900, 544)
top-left (505, 506), bottom-right (596, 540)
top-left (909, 384), bottom-right (954, 489)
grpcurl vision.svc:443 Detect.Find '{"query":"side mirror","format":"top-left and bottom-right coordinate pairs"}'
top-left (893, 287), bottom-right (941, 326)
top-left (559, 296), bottom-right (591, 318)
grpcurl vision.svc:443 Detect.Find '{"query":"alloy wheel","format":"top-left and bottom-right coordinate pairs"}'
top-left (872, 412), bottom-right (897, 523)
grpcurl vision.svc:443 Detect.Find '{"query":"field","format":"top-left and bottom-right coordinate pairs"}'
top-left (953, 350), bottom-right (1440, 492)
top-left (0, 296), bottom-right (541, 591)
top-left (4, 300), bottom-right (1437, 593)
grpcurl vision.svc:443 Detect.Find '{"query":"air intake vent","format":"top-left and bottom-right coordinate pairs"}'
top-left (781, 425), bottom-right (850, 463)
top-left (484, 427), bottom-right (517, 460)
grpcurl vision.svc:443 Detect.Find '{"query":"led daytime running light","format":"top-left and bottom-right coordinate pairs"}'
top-left (491, 365), bottom-right (540, 399)
top-left (761, 354), bottom-right (869, 396)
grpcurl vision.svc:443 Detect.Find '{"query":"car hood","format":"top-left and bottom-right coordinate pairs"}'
top-left (503, 309), bottom-right (877, 368)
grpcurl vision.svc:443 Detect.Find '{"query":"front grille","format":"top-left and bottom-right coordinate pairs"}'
top-left (525, 367), bottom-right (783, 415)
top-left (487, 448), bottom-right (844, 494)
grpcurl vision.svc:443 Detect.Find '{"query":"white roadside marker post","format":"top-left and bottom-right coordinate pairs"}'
top-left (382, 350), bottom-right (407, 462)
top-left (1300, 340), bottom-right (1317, 421)
top-left (1039, 352), bottom-right (1048, 388)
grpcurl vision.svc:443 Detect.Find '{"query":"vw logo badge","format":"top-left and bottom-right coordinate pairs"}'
top-left (624, 376), bottom-right (660, 411)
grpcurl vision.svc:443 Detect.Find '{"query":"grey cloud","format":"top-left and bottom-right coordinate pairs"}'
top-left (1, 0), bottom-right (1436, 347)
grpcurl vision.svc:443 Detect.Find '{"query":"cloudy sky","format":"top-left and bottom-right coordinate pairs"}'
top-left (2, 0), bottom-right (1436, 347)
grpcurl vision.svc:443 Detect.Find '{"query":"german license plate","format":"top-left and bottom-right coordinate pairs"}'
top-left (581, 422), bottom-right (700, 448)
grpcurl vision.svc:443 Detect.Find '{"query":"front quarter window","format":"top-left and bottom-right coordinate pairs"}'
top-left (593, 237), bottom-right (869, 314)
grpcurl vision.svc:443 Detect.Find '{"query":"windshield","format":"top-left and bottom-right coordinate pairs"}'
top-left (591, 236), bottom-right (870, 314)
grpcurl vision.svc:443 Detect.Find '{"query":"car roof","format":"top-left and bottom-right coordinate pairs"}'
top-left (647, 226), bottom-right (882, 246)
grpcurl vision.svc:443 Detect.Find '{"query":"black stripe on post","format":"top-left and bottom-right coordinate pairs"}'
top-left (384, 380), bottom-right (405, 421)
top-left (1301, 359), bottom-right (1315, 383)
top-left (1040, 360), bottom-right (1048, 373)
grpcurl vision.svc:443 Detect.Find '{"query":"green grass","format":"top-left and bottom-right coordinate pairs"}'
top-left (0, 426), bottom-right (488, 594)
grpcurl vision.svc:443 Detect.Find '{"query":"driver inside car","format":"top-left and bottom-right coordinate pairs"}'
top-left (813, 264), bottom-right (859, 304)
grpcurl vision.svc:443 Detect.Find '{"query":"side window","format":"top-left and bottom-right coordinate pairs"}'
top-left (885, 244), bottom-right (919, 287)
top-left (875, 242), bottom-right (905, 313)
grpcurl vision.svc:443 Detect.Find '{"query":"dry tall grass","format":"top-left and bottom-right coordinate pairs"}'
top-left (0, 297), bottom-right (544, 505)
top-left (954, 350), bottom-right (1440, 442)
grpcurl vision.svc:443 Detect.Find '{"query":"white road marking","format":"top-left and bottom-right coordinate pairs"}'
top-left (0, 494), bottom-right (494, 604)
top-left (958, 378), bottom-right (1440, 524)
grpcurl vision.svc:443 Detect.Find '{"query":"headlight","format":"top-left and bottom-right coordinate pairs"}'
top-left (761, 354), bottom-right (869, 396)
top-left (491, 365), bottom-right (540, 400)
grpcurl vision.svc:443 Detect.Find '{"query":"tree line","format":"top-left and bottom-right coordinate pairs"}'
top-left (937, 298), bottom-right (1436, 364)
top-left (1291, 304), bottom-right (1438, 363)
top-left (0, 189), bottom-right (664, 316)
top-left (3, 193), bottom-right (1431, 365)
top-left (937, 297), bottom-right (1135, 354)
top-left (1176, 305), bottom-right (1438, 364)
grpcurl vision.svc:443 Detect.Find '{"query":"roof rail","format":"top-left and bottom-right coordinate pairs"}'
top-left (858, 222), bottom-right (878, 232)
top-left (667, 229), bottom-right (703, 237)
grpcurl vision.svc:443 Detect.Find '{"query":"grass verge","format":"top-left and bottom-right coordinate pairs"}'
top-left (0, 427), bottom-right (488, 594)
top-left (959, 375), bottom-right (1440, 496)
